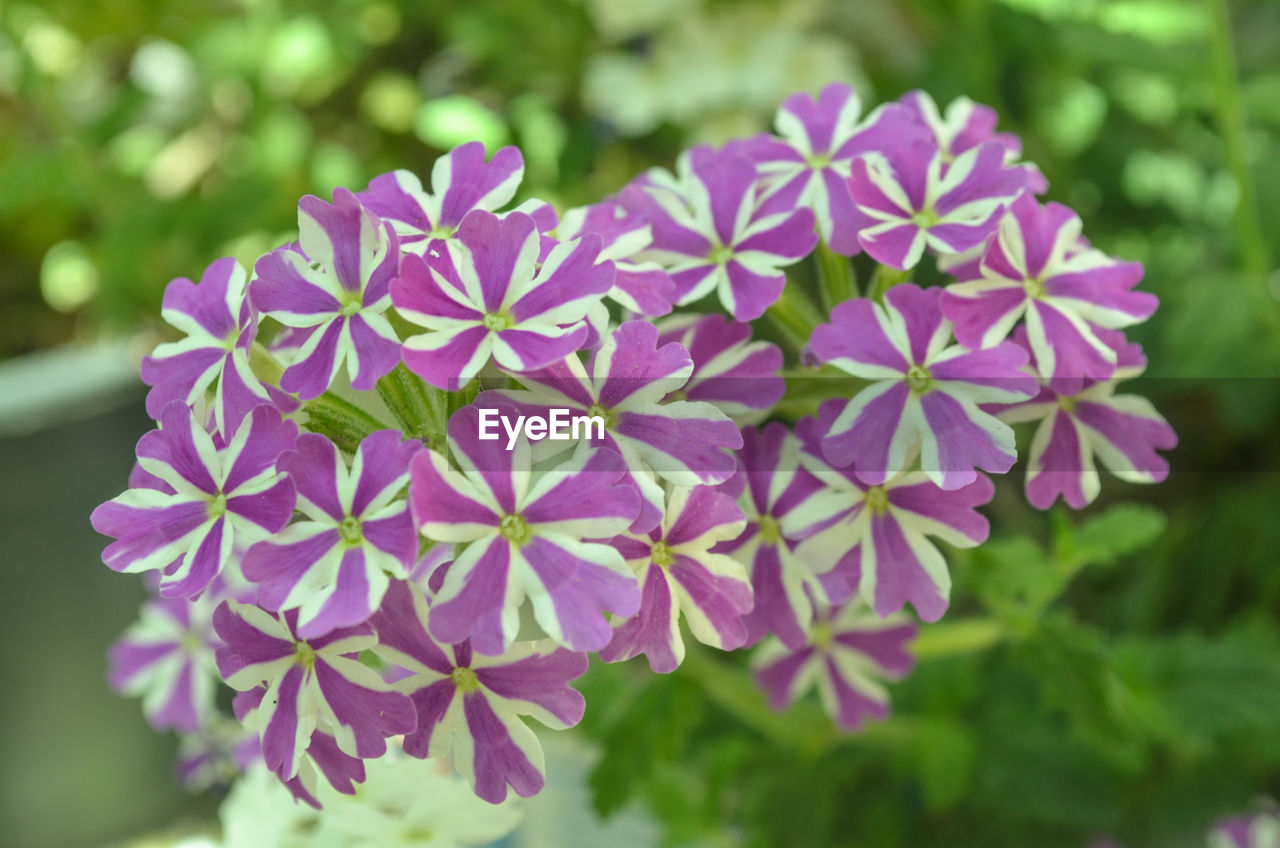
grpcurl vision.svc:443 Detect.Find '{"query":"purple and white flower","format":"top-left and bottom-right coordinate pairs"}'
top-left (753, 600), bottom-right (916, 731)
top-left (785, 402), bottom-right (995, 622)
top-left (655, 312), bottom-right (785, 421)
top-left (847, 128), bottom-right (1028, 270)
top-left (371, 579), bottom-right (589, 804)
top-left (627, 149), bottom-right (817, 320)
top-left (1209, 811), bottom-right (1280, 848)
top-left (897, 89), bottom-right (1045, 192)
top-left (92, 403), bottom-right (297, 598)
top-left (599, 485), bottom-right (750, 672)
top-left (360, 141), bottom-right (555, 258)
top-left (485, 320), bottom-right (743, 533)
top-left (242, 430), bottom-right (420, 639)
top-left (409, 404), bottom-right (641, 655)
top-left (107, 589), bottom-right (224, 733)
top-left (733, 83), bottom-right (913, 255)
top-left (713, 423), bottom-right (850, 649)
top-left (810, 284), bottom-right (1038, 490)
top-left (140, 257), bottom-right (270, 436)
top-left (392, 210), bottom-right (614, 389)
top-left (251, 189), bottom-right (402, 400)
top-left (214, 601), bottom-right (417, 784)
top-left (559, 200), bottom-right (677, 316)
top-left (994, 327), bottom-right (1176, 509)
top-left (940, 192), bottom-right (1157, 381)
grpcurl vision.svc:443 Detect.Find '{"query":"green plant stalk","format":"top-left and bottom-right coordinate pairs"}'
top-left (912, 618), bottom-right (1004, 658)
top-left (1205, 0), bottom-right (1280, 337)
top-left (302, 400), bottom-right (382, 454)
top-left (375, 363), bottom-right (443, 441)
top-left (868, 264), bottom-right (912, 303)
top-left (814, 242), bottom-right (857, 312)
top-left (766, 280), bottom-right (827, 353)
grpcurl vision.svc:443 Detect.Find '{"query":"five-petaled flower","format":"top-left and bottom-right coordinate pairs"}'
top-left (599, 484), bottom-right (751, 672)
top-left (251, 189), bottom-right (403, 400)
top-left (940, 192), bottom-right (1157, 381)
top-left (733, 82), bottom-right (913, 255)
top-left (214, 601), bottom-right (417, 785)
top-left (993, 327), bottom-right (1176, 510)
top-left (714, 423), bottom-right (850, 649)
top-left (626, 149), bottom-right (818, 320)
top-left (410, 404), bottom-right (642, 655)
top-left (847, 125), bottom-right (1029, 270)
top-left (785, 401), bottom-right (995, 622)
top-left (140, 257), bottom-right (271, 437)
top-left (92, 402), bottom-right (298, 598)
top-left (360, 141), bottom-right (556, 259)
top-left (242, 430), bottom-right (421, 639)
top-left (392, 209), bottom-right (614, 389)
top-left (753, 600), bottom-right (917, 731)
top-left (371, 579), bottom-right (589, 804)
top-left (810, 284), bottom-right (1038, 490)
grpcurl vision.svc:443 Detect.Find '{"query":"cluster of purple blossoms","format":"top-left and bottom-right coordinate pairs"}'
top-left (93, 83), bottom-right (1175, 810)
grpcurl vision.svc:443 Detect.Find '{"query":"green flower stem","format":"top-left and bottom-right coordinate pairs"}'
top-left (248, 342), bottom-right (285, 387)
top-left (302, 393), bottom-right (386, 454)
top-left (814, 242), bottom-right (857, 313)
top-left (766, 281), bottom-right (827, 353)
top-left (868, 264), bottom-right (912, 303)
top-left (911, 618), bottom-right (1004, 658)
top-left (375, 363), bottom-right (443, 441)
top-left (1205, 0), bottom-right (1280, 338)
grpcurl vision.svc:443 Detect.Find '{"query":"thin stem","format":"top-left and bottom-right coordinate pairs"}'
top-left (766, 281), bottom-right (826, 353)
top-left (814, 242), bottom-right (857, 313)
top-left (868, 264), bottom-right (911, 303)
top-left (911, 618), bottom-right (1004, 658)
top-left (1205, 0), bottom-right (1280, 334)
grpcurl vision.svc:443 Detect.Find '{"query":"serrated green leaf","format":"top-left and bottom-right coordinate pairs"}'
top-left (1070, 503), bottom-right (1167, 567)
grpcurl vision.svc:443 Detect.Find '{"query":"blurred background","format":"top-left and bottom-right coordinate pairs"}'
top-left (1, 0), bottom-right (1278, 846)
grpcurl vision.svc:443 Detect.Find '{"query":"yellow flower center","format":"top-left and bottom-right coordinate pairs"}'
top-left (650, 540), bottom-right (676, 567)
top-left (758, 515), bottom-right (782, 545)
top-left (905, 364), bottom-right (932, 393)
top-left (865, 486), bottom-right (890, 514)
top-left (450, 666), bottom-right (480, 692)
top-left (499, 514), bottom-right (531, 545)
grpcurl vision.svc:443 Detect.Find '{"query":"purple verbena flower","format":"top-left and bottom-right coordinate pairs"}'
top-left (214, 601), bottom-right (416, 785)
top-left (753, 600), bottom-right (916, 731)
top-left (371, 579), bottom-right (589, 803)
top-left (655, 312), bottom-right (785, 421)
top-left (232, 685), bottom-right (369, 807)
top-left (92, 402), bottom-right (297, 598)
top-left (994, 327), bottom-right (1176, 510)
top-left (713, 423), bottom-right (851, 650)
top-left (485, 320), bottom-right (743, 533)
top-left (898, 89), bottom-right (1046, 192)
top-left (598, 485), bottom-right (750, 672)
top-left (626, 150), bottom-right (818, 320)
top-left (810, 284), bottom-right (1038, 490)
top-left (784, 401), bottom-right (995, 622)
top-left (559, 200), bottom-right (677, 317)
top-left (392, 210), bottom-right (614, 389)
top-left (409, 404), bottom-right (642, 655)
top-left (140, 257), bottom-right (270, 436)
top-left (940, 193), bottom-right (1157, 381)
top-left (1209, 811), bottom-right (1280, 848)
top-left (847, 126), bottom-right (1028, 270)
top-left (251, 189), bottom-right (402, 399)
top-left (175, 719), bottom-right (261, 791)
top-left (107, 589), bottom-right (225, 733)
top-left (733, 83), bottom-right (914, 255)
top-left (242, 430), bottom-right (421, 639)
top-left (359, 141), bottom-right (556, 259)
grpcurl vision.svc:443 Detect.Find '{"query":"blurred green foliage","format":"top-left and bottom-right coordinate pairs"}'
top-left (3, 0), bottom-right (1279, 846)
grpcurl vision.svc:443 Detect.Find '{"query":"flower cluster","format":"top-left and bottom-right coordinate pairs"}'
top-left (93, 84), bottom-right (1175, 816)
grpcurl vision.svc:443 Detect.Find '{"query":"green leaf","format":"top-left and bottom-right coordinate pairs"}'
top-left (912, 719), bottom-right (976, 813)
top-left (1069, 503), bottom-right (1167, 567)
